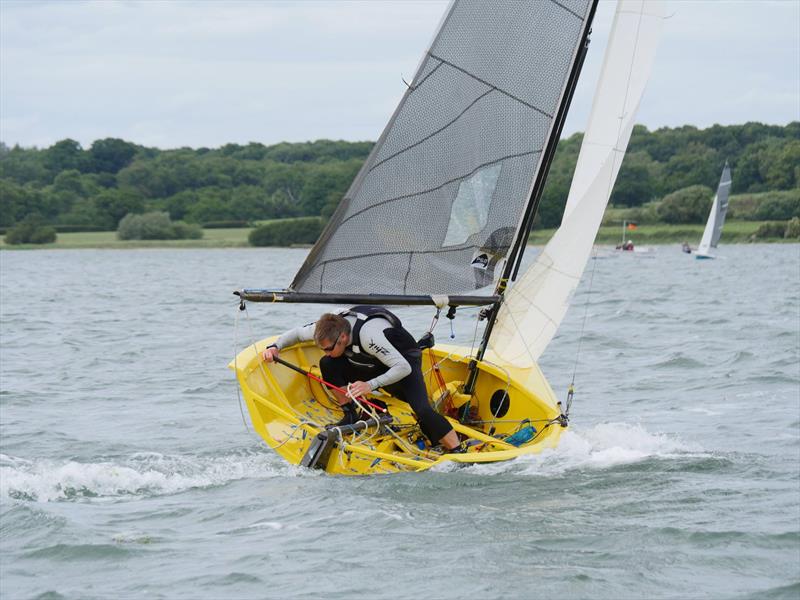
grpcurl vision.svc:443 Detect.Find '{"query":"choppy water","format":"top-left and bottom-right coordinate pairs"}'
top-left (1, 244), bottom-right (798, 600)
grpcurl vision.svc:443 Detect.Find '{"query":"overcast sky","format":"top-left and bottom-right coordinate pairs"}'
top-left (1, 0), bottom-right (798, 150)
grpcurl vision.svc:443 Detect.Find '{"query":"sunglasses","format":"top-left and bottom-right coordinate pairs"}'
top-left (321, 334), bottom-right (342, 352)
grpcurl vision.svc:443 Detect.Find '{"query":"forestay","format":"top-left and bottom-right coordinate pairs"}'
top-left (290, 0), bottom-right (595, 298)
top-left (697, 162), bottom-right (732, 254)
top-left (488, 0), bottom-right (665, 367)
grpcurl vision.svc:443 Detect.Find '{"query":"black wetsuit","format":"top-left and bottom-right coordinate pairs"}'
top-left (274, 306), bottom-right (453, 442)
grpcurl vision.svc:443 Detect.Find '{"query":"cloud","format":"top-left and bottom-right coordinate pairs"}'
top-left (1, 0), bottom-right (798, 149)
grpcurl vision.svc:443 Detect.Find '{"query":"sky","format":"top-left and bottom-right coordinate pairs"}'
top-left (1, 0), bottom-right (798, 150)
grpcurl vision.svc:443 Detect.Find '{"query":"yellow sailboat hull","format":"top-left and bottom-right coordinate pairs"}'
top-left (229, 339), bottom-right (565, 475)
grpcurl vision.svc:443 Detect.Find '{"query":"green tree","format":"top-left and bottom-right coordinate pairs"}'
top-left (185, 193), bottom-right (230, 223)
top-left (43, 139), bottom-right (87, 176)
top-left (610, 151), bottom-right (660, 207)
top-left (89, 138), bottom-right (138, 174)
top-left (58, 197), bottom-right (103, 227)
top-left (754, 194), bottom-right (800, 220)
top-left (0, 180), bottom-right (42, 226)
top-left (785, 216), bottom-right (800, 239)
top-left (249, 217), bottom-right (323, 246)
top-left (52, 169), bottom-right (86, 195)
top-left (117, 211), bottom-right (202, 240)
top-left (0, 144), bottom-right (50, 184)
top-left (662, 143), bottom-right (719, 192)
top-left (94, 189), bottom-right (145, 228)
top-left (656, 185), bottom-right (713, 224)
top-left (4, 214), bottom-right (57, 244)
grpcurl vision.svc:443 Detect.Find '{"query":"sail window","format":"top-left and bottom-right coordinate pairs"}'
top-left (443, 164), bottom-right (502, 247)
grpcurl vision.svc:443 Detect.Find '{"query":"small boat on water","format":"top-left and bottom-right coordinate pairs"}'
top-left (615, 220), bottom-right (654, 255)
top-left (230, 0), bottom-right (664, 475)
top-left (693, 162), bottom-right (732, 260)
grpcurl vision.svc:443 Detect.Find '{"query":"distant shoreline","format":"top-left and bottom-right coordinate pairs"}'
top-left (1, 222), bottom-right (796, 250)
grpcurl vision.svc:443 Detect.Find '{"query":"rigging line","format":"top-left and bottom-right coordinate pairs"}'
top-left (428, 53), bottom-right (553, 118)
top-left (368, 88), bottom-right (495, 173)
top-left (336, 149), bottom-right (539, 229)
top-left (241, 306), bottom-right (324, 428)
top-left (272, 421), bottom-right (315, 450)
top-left (233, 307), bottom-right (252, 433)
top-left (469, 311), bottom-right (481, 359)
top-left (571, 246), bottom-right (599, 384)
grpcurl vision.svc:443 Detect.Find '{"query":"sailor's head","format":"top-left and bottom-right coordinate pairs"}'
top-left (627, 240), bottom-right (633, 245)
top-left (315, 313), bottom-right (351, 357)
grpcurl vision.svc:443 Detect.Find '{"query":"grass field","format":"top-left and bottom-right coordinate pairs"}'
top-left (0, 228), bottom-right (252, 250)
top-left (0, 221), bottom-right (793, 250)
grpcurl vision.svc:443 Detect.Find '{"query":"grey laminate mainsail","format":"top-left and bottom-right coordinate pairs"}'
top-left (289, 0), bottom-right (595, 298)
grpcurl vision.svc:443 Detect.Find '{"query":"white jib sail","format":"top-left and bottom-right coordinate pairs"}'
top-left (488, 0), bottom-right (664, 368)
top-left (697, 162), bottom-right (732, 255)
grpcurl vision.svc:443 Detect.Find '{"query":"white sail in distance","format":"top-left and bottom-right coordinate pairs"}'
top-left (697, 162), bottom-right (732, 255)
top-left (488, 0), bottom-right (665, 367)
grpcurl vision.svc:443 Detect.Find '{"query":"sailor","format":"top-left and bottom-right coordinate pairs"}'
top-left (261, 306), bottom-right (465, 453)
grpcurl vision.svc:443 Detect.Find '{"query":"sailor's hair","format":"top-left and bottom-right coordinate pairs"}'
top-left (314, 313), bottom-right (351, 346)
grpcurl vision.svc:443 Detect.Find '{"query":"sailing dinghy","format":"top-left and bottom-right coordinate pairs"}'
top-left (694, 162), bottom-right (732, 260)
top-left (230, 0), bottom-right (663, 475)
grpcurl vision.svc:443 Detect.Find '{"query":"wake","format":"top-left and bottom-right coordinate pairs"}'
top-left (0, 448), bottom-right (301, 503)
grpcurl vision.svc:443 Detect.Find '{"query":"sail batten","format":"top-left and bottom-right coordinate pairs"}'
top-left (290, 0), bottom-right (595, 299)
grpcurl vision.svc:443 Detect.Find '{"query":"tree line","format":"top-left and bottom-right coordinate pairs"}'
top-left (1, 121), bottom-right (797, 232)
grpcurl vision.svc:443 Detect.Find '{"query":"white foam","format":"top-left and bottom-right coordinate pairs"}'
top-left (0, 451), bottom-right (292, 503)
top-left (467, 422), bottom-right (705, 477)
top-left (245, 521), bottom-right (284, 530)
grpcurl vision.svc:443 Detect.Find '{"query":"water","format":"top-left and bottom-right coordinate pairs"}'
top-left (1, 245), bottom-right (798, 600)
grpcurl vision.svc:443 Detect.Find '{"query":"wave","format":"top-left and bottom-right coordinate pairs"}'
top-left (0, 448), bottom-right (298, 503)
top-left (465, 422), bottom-right (707, 477)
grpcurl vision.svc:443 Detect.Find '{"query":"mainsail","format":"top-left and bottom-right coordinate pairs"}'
top-left (289, 0), bottom-right (596, 298)
top-left (488, 0), bottom-right (665, 367)
top-left (697, 162), bottom-right (732, 255)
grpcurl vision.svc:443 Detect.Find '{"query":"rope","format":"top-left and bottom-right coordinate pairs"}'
top-left (232, 307), bottom-right (252, 433)
top-left (562, 245), bottom-right (600, 419)
top-left (240, 305), bottom-right (324, 427)
top-left (571, 245), bottom-right (599, 386)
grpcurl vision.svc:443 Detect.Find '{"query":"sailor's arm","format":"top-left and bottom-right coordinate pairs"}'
top-left (262, 322), bottom-right (315, 361)
top-left (360, 320), bottom-right (412, 391)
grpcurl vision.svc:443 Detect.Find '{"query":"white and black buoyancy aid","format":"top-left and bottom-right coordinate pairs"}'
top-left (341, 306), bottom-right (421, 372)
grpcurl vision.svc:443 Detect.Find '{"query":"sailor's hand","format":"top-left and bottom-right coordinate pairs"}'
top-left (348, 380), bottom-right (372, 398)
top-left (261, 345), bottom-right (279, 363)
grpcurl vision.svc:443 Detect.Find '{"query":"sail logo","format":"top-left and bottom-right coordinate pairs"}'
top-left (471, 253), bottom-right (489, 270)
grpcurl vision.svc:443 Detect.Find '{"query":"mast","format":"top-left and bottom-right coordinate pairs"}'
top-left (464, 0), bottom-right (599, 394)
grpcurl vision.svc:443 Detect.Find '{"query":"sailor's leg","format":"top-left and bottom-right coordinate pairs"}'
top-left (319, 355), bottom-right (352, 405)
top-left (385, 359), bottom-right (459, 449)
top-left (319, 355), bottom-right (360, 425)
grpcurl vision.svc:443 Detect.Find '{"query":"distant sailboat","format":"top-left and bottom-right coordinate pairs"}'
top-left (615, 219), bottom-right (653, 255)
top-left (694, 162), bottom-right (732, 259)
